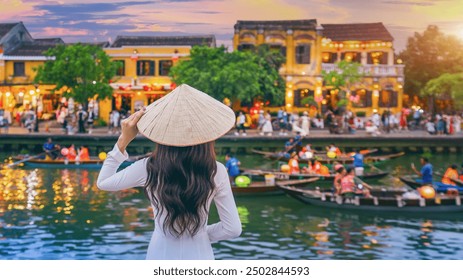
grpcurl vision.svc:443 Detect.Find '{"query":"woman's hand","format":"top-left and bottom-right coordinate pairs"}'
top-left (117, 108), bottom-right (145, 153)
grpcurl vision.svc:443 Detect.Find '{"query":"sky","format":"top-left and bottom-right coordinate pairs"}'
top-left (2, 0), bottom-right (463, 52)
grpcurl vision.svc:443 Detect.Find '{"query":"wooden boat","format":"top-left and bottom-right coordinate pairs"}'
top-left (12, 157), bottom-right (134, 169)
top-left (277, 183), bottom-right (463, 213)
top-left (241, 168), bottom-right (389, 182)
top-left (251, 149), bottom-right (404, 164)
top-left (232, 177), bottom-right (318, 195)
top-left (399, 175), bottom-right (463, 194)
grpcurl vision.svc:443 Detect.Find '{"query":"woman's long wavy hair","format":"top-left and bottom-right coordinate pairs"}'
top-left (144, 142), bottom-right (217, 237)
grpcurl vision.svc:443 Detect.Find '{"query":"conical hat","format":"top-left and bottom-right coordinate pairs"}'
top-left (137, 84), bottom-right (235, 146)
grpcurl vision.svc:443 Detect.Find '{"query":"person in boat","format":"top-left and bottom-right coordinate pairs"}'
top-left (225, 154), bottom-right (241, 185)
top-left (293, 131), bottom-right (303, 153)
top-left (66, 144), bottom-right (77, 161)
top-left (288, 152), bottom-right (300, 174)
top-left (333, 166), bottom-right (346, 195)
top-left (340, 166), bottom-right (371, 198)
top-left (460, 163), bottom-right (463, 181)
top-left (411, 157), bottom-right (433, 185)
top-left (442, 164), bottom-right (458, 186)
top-left (43, 138), bottom-right (60, 160)
top-left (302, 158), bottom-right (321, 174)
top-left (298, 143), bottom-right (314, 160)
top-left (77, 146), bottom-right (90, 161)
top-left (351, 149), bottom-right (365, 176)
top-left (282, 138), bottom-right (296, 158)
top-left (326, 143), bottom-right (342, 157)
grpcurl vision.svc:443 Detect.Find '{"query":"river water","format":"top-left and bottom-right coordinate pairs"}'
top-left (0, 152), bottom-right (462, 260)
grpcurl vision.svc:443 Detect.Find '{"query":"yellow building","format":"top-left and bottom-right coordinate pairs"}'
top-left (0, 22), bottom-right (64, 118)
top-left (233, 20), bottom-right (404, 115)
top-left (0, 22), bottom-right (216, 123)
top-left (103, 35), bottom-right (216, 121)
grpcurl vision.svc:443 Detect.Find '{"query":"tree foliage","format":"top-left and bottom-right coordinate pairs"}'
top-left (169, 45), bottom-right (285, 105)
top-left (322, 60), bottom-right (363, 106)
top-left (34, 44), bottom-right (120, 104)
top-left (398, 25), bottom-right (463, 96)
top-left (423, 73), bottom-right (463, 107)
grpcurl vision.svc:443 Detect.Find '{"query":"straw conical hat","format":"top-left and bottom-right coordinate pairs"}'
top-left (137, 84), bottom-right (235, 146)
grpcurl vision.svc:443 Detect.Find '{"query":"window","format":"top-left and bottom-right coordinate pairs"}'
top-left (322, 52), bottom-right (338, 63)
top-left (237, 44), bottom-right (255, 52)
top-left (115, 60), bottom-right (125, 76)
top-left (294, 88), bottom-right (314, 107)
top-left (159, 60), bottom-right (173, 76)
top-left (378, 90), bottom-right (398, 107)
top-left (368, 52), bottom-right (388, 65)
top-left (352, 89), bottom-right (372, 108)
top-left (137, 60), bottom-right (155, 76)
top-left (13, 62), bottom-right (25, 76)
top-left (270, 45), bottom-right (286, 57)
top-left (341, 52), bottom-right (361, 63)
top-left (295, 44), bottom-right (311, 64)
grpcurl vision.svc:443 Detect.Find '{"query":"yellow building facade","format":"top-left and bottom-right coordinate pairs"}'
top-left (103, 35), bottom-right (216, 121)
top-left (233, 20), bottom-right (404, 115)
top-left (0, 22), bottom-right (215, 123)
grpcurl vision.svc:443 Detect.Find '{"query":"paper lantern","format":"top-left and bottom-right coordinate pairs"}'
top-left (327, 151), bottom-right (337, 158)
top-left (98, 152), bottom-right (107, 161)
top-left (280, 164), bottom-right (290, 172)
top-left (419, 186), bottom-right (436, 199)
top-left (235, 176), bottom-right (251, 187)
top-left (61, 148), bottom-right (69, 156)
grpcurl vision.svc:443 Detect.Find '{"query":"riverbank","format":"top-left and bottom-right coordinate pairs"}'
top-left (1, 124), bottom-right (463, 155)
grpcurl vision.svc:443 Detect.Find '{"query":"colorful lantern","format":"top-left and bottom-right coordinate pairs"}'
top-left (280, 164), bottom-right (290, 173)
top-left (419, 186), bottom-right (436, 199)
top-left (235, 176), bottom-right (251, 187)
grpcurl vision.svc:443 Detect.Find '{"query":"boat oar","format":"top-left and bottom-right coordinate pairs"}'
top-left (5, 152), bottom-right (46, 168)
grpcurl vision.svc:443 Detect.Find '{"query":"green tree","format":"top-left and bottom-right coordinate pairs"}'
top-left (398, 25), bottom-right (463, 97)
top-left (34, 44), bottom-right (120, 104)
top-left (169, 45), bottom-right (285, 105)
top-left (423, 73), bottom-right (463, 111)
top-left (322, 60), bottom-right (363, 107)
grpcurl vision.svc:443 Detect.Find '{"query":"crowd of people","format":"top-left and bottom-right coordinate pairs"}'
top-left (232, 107), bottom-right (463, 137)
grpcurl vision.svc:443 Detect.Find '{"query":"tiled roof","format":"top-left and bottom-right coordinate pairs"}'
top-left (321, 23), bottom-right (393, 42)
top-left (235, 20), bottom-right (318, 31)
top-left (68, 41), bottom-right (110, 48)
top-left (0, 22), bottom-right (19, 38)
top-left (6, 38), bottom-right (64, 56)
top-left (110, 35), bottom-right (216, 48)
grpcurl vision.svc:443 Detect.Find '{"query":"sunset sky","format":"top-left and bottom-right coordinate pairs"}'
top-left (2, 0), bottom-right (463, 51)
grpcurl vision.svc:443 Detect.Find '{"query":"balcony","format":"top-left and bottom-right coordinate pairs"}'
top-left (322, 63), bottom-right (404, 77)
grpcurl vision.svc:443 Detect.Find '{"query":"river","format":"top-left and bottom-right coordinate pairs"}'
top-left (0, 152), bottom-right (462, 259)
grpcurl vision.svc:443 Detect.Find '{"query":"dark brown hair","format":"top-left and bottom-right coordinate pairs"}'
top-left (144, 142), bottom-right (217, 237)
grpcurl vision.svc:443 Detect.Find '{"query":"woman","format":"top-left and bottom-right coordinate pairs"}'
top-left (262, 110), bottom-right (273, 136)
top-left (97, 85), bottom-right (242, 260)
top-left (300, 111), bottom-right (310, 136)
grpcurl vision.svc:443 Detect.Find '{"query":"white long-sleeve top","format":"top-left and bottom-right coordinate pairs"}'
top-left (97, 144), bottom-right (242, 260)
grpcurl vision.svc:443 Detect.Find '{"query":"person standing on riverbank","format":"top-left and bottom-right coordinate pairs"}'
top-left (97, 84), bottom-right (241, 260)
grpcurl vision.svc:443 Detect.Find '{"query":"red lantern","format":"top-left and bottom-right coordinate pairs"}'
top-left (170, 82), bottom-right (176, 90)
top-left (143, 85), bottom-right (149, 91)
top-left (119, 86), bottom-right (125, 90)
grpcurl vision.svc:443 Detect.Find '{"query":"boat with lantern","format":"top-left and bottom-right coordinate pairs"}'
top-left (251, 149), bottom-right (404, 164)
top-left (231, 177), bottom-right (319, 195)
top-left (277, 183), bottom-right (463, 213)
top-left (399, 175), bottom-right (463, 194)
top-left (241, 168), bottom-right (389, 182)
